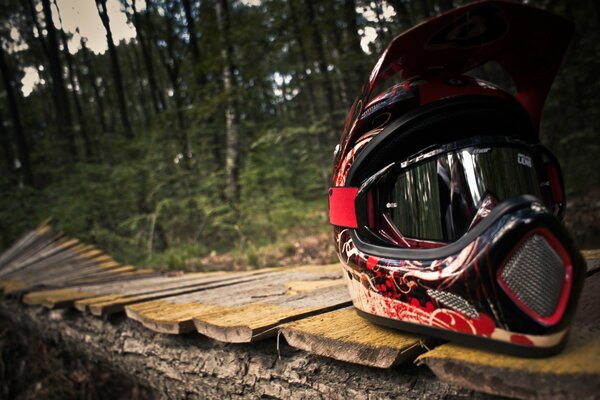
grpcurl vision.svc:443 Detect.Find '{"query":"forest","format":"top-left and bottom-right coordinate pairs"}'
top-left (0, 0), bottom-right (598, 269)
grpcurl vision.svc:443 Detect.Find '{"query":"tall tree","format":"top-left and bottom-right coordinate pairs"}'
top-left (96, 0), bottom-right (133, 137)
top-left (287, 0), bottom-right (328, 185)
top-left (386, 0), bottom-right (414, 30)
top-left (181, 0), bottom-right (200, 63)
top-left (341, 0), bottom-right (366, 98)
top-left (0, 112), bottom-right (15, 179)
top-left (40, 0), bottom-right (78, 158)
top-left (79, 34), bottom-right (108, 133)
top-left (0, 40), bottom-right (33, 186)
top-left (304, 0), bottom-right (338, 138)
top-left (130, 0), bottom-right (165, 113)
top-left (215, 0), bottom-right (239, 200)
top-left (54, 1), bottom-right (93, 159)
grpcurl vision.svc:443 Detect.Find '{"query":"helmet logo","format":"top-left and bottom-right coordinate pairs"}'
top-left (427, 5), bottom-right (508, 49)
top-left (518, 153), bottom-right (533, 168)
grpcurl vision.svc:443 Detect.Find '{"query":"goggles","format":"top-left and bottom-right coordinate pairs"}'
top-left (329, 136), bottom-right (565, 249)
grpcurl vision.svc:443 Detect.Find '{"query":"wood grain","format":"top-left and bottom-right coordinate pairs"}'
top-left (281, 307), bottom-right (432, 368)
top-left (126, 264), bottom-right (352, 340)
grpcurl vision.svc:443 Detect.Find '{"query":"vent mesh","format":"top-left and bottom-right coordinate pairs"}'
top-left (427, 289), bottom-right (479, 319)
top-left (501, 234), bottom-right (564, 317)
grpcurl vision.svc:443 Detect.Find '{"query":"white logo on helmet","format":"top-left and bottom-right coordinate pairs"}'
top-left (517, 153), bottom-right (532, 168)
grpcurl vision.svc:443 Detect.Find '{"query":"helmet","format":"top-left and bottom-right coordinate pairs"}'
top-left (329, 1), bottom-right (587, 357)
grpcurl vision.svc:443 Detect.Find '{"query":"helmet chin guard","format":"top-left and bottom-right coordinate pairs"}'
top-left (330, 1), bottom-right (585, 357)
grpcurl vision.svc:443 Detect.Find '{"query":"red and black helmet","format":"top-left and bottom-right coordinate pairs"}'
top-left (329, 1), bottom-right (587, 356)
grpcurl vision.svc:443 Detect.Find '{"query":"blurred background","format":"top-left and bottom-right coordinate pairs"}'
top-left (0, 0), bottom-right (598, 272)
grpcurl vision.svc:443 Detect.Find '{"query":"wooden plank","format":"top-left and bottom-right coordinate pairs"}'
top-left (24, 270), bottom-right (275, 317)
top-left (416, 272), bottom-right (600, 400)
top-left (126, 264), bottom-right (351, 341)
top-left (78, 271), bottom-right (255, 316)
top-left (281, 307), bottom-right (433, 368)
top-left (0, 221), bottom-right (54, 270)
top-left (23, 273), bottom-right (218, 308)
top-left (582, 249), bottom-right (600, 275)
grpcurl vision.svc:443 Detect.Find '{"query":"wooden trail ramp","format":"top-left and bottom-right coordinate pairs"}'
top-left (2, 224), bottom-right (600, 399)
top-left (0, 224), bottom-right (151, 296)
top-left (126, 264), bottom-right (351, 341)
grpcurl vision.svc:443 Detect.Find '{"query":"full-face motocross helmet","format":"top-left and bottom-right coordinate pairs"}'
top-left (329, 1), bottom-right (586, 357)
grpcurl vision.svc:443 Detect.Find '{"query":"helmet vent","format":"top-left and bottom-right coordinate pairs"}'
top-left (427, 289), bottom-right (479, 319)
top-left (500, 234), bottom-right (564, 318)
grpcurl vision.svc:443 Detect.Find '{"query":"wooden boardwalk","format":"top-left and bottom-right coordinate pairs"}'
top-left (2, 223), bottom-right (599, 399)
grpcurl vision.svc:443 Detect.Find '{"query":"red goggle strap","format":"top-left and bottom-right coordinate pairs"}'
top-left (328, 187), bottom-right (359, 228)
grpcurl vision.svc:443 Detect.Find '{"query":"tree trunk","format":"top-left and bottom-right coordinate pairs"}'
top-left (0, 112), bottom-right (15, 182)
top-left (0, 42), bottom-right (33, 186)
top-left (40, 0), bottom-right (78, 159)
top-left (287, 0), bottom-right (328, 187)
top-left (304, 0), bottom-right (338, 139)
top-left (181, 0), bottom-right (200, 63)
top-left (287, 0), bottom-right (318, 118)
top-left (79, 36), bottom-right (108, 133)
top-left (95, 0), bottom-right (133, 137)
top-left (215, 0), bottom-right (239, 201)
top-left (160, 7), bottom-right (189, 161)
top-left (437, 0), bottom-right (454, 12)
top-left (54, 1), bottom-right (93, 160)
top-left (342, 0), bottom-right (366, 94)
top-left (125, 44), bottom-right (151, 129)
top-left (131, 0), bottom-right (165, 113)
top-left (387, 0), bottom-right (414, 29)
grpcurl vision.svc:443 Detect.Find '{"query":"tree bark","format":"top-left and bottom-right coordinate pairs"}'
top-left (0, 42), bottom-right (33, 186)
top-left (0, 299), bottom-right (485, 400)
top-left (215, 0), bottom-right (239, 201)
top-left (95, 0), bottom-right (133, 137)
top-left (40, 0), bottom-right (78, 158)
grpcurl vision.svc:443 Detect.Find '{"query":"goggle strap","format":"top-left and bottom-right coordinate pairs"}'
top-left (328, 187), bottom-right (359, 228)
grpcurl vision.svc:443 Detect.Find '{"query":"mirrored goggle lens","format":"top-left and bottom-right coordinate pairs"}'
top-left (368, 145), bottom-right (543, 244)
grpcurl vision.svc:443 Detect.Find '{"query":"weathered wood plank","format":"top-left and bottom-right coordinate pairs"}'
top-left (78, 271), bottom-right (262, 316)
top-left (126, 264), bottom-right (351, 341)
top-left (416, 272), bottom-right (600, 400)
top-left (281, 307), bottom-right (433, 368)
top-left (23, 270), bottom-right (271, 315)
top-left (0, 225), bottom-right (151, 297)
top-left (582, 249), bottom-right (600, 275)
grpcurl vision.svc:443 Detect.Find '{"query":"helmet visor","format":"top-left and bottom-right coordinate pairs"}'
top-left (362, 139), bottom-right (543, 245)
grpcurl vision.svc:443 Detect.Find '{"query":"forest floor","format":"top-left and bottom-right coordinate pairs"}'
top-left (189, 186), bottom-right (600, 272)
top-left (192, 230), bottom-right (338, 272)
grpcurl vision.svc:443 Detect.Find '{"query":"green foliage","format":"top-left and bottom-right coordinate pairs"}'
top-left (0, 0), bottom-right (597, 269)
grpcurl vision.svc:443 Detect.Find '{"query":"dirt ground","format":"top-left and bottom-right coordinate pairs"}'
top-left (195, 187), bottom-right (600, 272)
